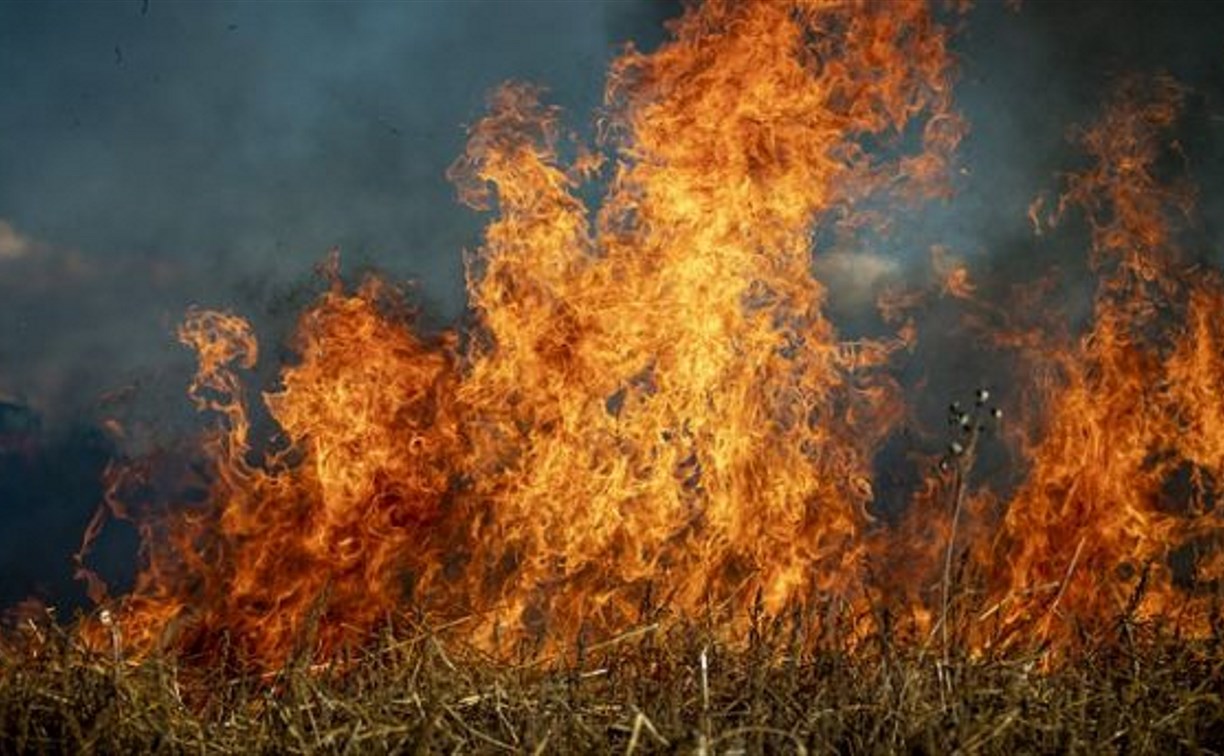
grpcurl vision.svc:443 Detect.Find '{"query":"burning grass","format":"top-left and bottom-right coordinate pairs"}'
top-left (5, 0), bottom-right (1224, 749)
top-left (44, 0), bottom-right (1218, 674)
top-left (3, 607), bottom-right (1223, 753)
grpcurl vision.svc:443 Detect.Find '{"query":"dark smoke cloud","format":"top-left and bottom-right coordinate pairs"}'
top-left (0, 0), bottom-right (677, 610)
top-left (1, 0), bottom-right (1222, 609)
top-left (0, 0), bottom-right (677, 420)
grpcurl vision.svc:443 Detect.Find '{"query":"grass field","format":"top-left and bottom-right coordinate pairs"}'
top-left (3, 607), bottom-right (1222, 754)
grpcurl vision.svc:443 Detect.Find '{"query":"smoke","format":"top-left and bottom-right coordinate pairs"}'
top-left (0, 0), bottom-right (679, 611)
top-left (0, 0), bottom-right (678, 420)
top-left (824, 2), bottom-right (1224, 503)
top-left (0, 0), bottom-right (1222, 613)
top-left (0, 220), bottom-right (33, 260)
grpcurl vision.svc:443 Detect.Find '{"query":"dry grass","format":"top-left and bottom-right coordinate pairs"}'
top-left (2, 605), bottom-right (1223, 754)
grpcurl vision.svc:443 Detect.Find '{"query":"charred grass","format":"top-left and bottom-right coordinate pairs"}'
top-left (2, 607), bottom-right (1223, 754)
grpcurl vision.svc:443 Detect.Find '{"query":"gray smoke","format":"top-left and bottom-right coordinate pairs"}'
top-left (0, 0), bottom-right (676, 423)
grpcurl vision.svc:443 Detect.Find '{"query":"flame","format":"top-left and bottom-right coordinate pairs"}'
top-left (981, 77), bottom-right (1224, 649)
top-left (78, 0), bottom-right (962, 666)
top-left (932, 245), bottom-right (976, 299)
top-left (443, 0), bottom-right (960, 648)
top-left (71, 2), bottom-right (1224, 670)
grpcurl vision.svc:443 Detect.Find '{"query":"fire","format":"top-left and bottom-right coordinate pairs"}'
top-left (981, 77), bottom-right (1224, 649)
top-left (70, 1), bottom-right (1223, 669)
top-left (444, 0), bottom-right (960, 648)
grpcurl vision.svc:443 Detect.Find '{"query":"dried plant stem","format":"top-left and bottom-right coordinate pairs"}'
top-left (940, 424), bottom-right (980, 663)
top-left (1041, 537), bottom-right (1087, 638)
top-left (2, 615), bottom-right (1220, 753)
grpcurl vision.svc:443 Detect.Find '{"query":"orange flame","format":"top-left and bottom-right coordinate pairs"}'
top-left (73, 2), bottom-right (1224, 670)
top-left (982, 77), bottom-right (1224, 650)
